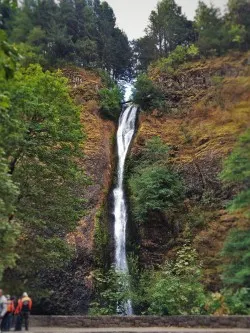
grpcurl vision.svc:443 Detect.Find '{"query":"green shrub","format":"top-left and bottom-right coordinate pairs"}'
top-left (146, 245), bottom-right (206, 315)
top-left (220, 128), bottom-right (250, 217)
top-left (129, 165), bottom-right (183, 223)
top-left (133, 45), bottom-right (199, 113)
top-left (151, 44), bottom-right (200, 74)
top-left (128, 137), bottom-right (183, 223)
top-left (133, 73), bottom-right (165, 112)
top-left (138, 136), bottom-right (170, 166)
top-left (223, 288), bottom-right (250, 315)
top-left (99, 86), bottom-right (123, 121)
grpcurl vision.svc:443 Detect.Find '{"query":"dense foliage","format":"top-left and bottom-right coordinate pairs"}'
top-left (0, 0), bottom-right (132, 80)
top-left (0, 31), bottom-right (20, 280)
top-left (90, 268), bottom-right (131, 315)
top-left (145, 245), bottom-right (206, 315)
top-left (221, 129), bottom-right (250, 217)
top-left (99, 86), bottom-right (123, 121)
top-left (133, 73), bottom-right (165, 112)
top-left (128, 137), bottom-right (184, 223)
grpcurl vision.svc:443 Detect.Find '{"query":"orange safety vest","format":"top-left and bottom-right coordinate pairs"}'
top-left (18, 296), bottom-right (32, 312)
top-left (7, 300), bottom-right (15, 313)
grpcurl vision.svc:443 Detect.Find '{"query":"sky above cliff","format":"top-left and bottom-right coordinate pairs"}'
top-left (106, 0), bottom-right (228, 40)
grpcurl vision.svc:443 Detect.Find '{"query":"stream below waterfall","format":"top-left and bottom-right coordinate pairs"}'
top-left (113, 105), bottom-right (138, 315)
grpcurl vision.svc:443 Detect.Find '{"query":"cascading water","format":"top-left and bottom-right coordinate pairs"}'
top-left (113, 105), bottom-right (138, 315)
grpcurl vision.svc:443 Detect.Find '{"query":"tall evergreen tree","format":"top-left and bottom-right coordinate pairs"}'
top-left (147, 0), bottom-right (194, 57)
top-left (227, 0), bottom-right (250, 49)
top-left (132, 35), bottom-right (158, 72)
top-left (194, 1), bottom-right (227, 56)
top-left (1, 0), bottom-right (132, 77)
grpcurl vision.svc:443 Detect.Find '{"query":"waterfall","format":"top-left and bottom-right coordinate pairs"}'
top-left (113, 105), bottom-right (138, 315)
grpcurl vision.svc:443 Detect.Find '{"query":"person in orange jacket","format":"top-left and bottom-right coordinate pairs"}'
top-left (14, 297), bottom-right (22, 331)
top-left (18, 293), bottom-right (32, 331)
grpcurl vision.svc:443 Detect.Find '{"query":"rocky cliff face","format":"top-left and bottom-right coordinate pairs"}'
top-left (64, 68), bottom-right (115, 257)
top-left (131, 52), bottom-right (250, 291)
top-left (42, 68), bottom-right (116, 314)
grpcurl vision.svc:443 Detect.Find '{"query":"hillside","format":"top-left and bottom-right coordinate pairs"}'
top-left (129, 52), bottom-right (250, 292)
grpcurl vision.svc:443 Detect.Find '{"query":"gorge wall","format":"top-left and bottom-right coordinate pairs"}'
top-left (129, 52), bottom-right (250, 291)
top-left (37, 68), bottom-right (116, 314)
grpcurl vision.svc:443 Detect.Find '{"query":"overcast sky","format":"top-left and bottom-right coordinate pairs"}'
top-left (106, 0), bottom-right (228, 40)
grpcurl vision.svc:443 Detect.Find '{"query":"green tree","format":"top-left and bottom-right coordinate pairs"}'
top-left (194, 1), bottom-right (227, 56)
top-left (147, 0), bottom-right (195, 57)
top-left (147, 245), bottom-right (206, 315)
top-left (133, 73), bottom-right (165, 112)
top-left (129, 165), bottom-right (183, 223)
top-left (1, 64), bottom-right (86, 291)
top-left (227, 0), bottom-right (250, 49)
top-left (0, 152), bottom-right (19, 281)
top-left (99, 86), bottom-right (123, 121)
top-left (132, 35), bottom-right (158, 72)
top-left (94, 1), bottom-right (132, 80)
top-left (3, 0), bottom-right (132, 74)
top-left (128, 137), bottom-right (183, 223)
top-left (0, 0), bottom-right (17, 31)
top-left (0, 29), bottom-right (20, 78)
top-left (8, 0), bottom-right (34, 43)
top-left (110, 27), bottom-right (132, 80)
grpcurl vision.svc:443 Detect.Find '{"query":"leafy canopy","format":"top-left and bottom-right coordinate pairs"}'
top-left (1, 64), bottom-right (87, 292)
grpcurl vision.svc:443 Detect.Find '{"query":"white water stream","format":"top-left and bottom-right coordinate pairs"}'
top-left (113, 105), bottom-right (138, 315)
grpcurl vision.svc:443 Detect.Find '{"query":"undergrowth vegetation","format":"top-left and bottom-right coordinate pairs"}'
top-left (128, 137), bottom-right (184, 224)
